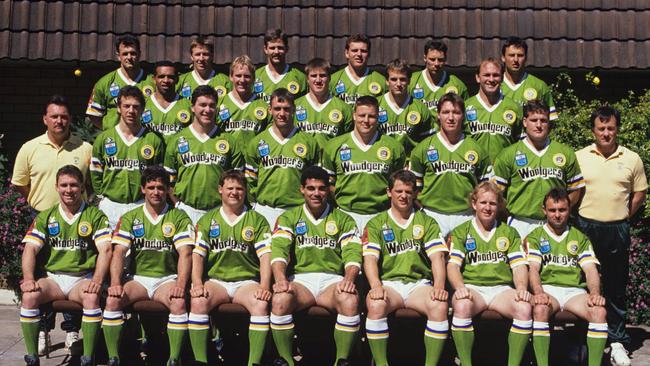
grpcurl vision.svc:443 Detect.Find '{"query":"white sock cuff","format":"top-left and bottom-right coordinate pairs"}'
top-left (250, 315), bottom-right (270, 324)
top-left (270, 313), bottom-right (293, 325)
top-left (20, 307), bottom-right (40, 317)
top-left (588, 322), bottom-right (608, 330)
top-left (512, 319), bottom-right (533, 328)
top-left (188, 313), bottom-right (209, 323)
top-left (169, 313), bottom-right (189, 322)
top-left (365, 317), bottom-right (388, 331)
top-left (452, 317), bottom-right (472, 327)
top-left (533, 321), bottom-right (549, 329)
top-left (102, 310), bottom-right (123, 319)
top-left (426, 320), bottom-right (449, 331)
top-left (337, 314), bottom-right (361, 325)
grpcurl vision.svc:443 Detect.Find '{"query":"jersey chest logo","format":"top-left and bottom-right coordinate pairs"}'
top-left (382, 228), bottom-right (395, 242)
top-left (140, 145), bottom-right (155, 160)
top-left (287, 81), bottom-right (300, 94)
top-left (378, 108), bottom-right (388, 123)
top-left (293, 143), bottom-right (307, 158)
top-left (296, 106), bottom-right (308, 121)
top-left (48, 218), bottom-right (60, 236)
top-left (523, 88), bottom-right (538, 100)
top-left (515, 151), bottom-right (528, 166)
top-left (412, 225), bottom-right (424, 240)
top-left (496, 237), bottom-right (510, 252)
top-left (295, 220), bottom-right (308, 235)
top-left (464, 150), bottom-right (478, 165)
top-left (216, 140), bottom-right (230, 154)
top-left (465, 237), bottom-right (477, 251)
top-left (567, 240), bottom-right (579, 255)
top-left (413, 86), bottom-right (424, 99)
top-left (254, 79), bottom-right (264, 93)
top-left (214, 86), bottom-right (227, 98)
top-left (376, 147), bottom-right (391, 161)
top-left (553, 153), bottom-right (566, 167)
top-left (219, 107), bottom-right (231, 121)
top-left (335, 80), bottom-right (346, 94)
top-left (540, 238), bottom-right (551, 254)
top-left (141, 110), bottom-right (153, 124)
top-left (258, 140), bottom-right (270, 157)
top-left (109, 82), bottom-right (120, 97)
top-left (427, 147), bottom-right (439, 162)
top-left (329, 109), bottom-right (343, 123)
top-left (162, 222), bottom-right (176, 238)
top-left (340, 146), bottom-right (352, 161)
top-left (325, 220), bottom-right (338, 235)
top-left (242, 226), bottom-right (255, 241)
top-left (181, 84), bottom-right (192, 98)
top-left (132, 219), bottom-right (145, 238)
top-left (406, 111), bottom-right (421, 125)
top-left (369, 82), bottom-right (382, 95)
top-left (503, 110), bottom-right (517, 125)
top-left (177, 137), bottom-right (190, 154)
top-left (104, 137), bottom-right (117, 156)
top-left (466, 107), bottom-right (478, 122)
top-left (78, 221), bottom-right (92, 237)
top-left (177, 110), bottom-right (191, 123)
top-left (254, 107), bottom-right (267, 120)
top-left (209, 220), bottom-right (220, 238)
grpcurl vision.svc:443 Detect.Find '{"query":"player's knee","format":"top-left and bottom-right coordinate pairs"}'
top-left (249, 298), bottom-right (270, 316)
top-left (168, 298), bottom-right (187, 315)
top-left (104, 296), bottom-right (121, 311)
top-left (513, 300), bottom-right (532, 319)
top-left (452, 298), bottom-right (473, 317)
top-left (533, 304), bottom-right (550, 321)
top-left (365, 298), bottom-right (387, 317)
top-left (427, 299), bottom-right (449, 318)
top-left (190, 296), bottom-right (209, 314)
top-left (587, 305), bottom-right (607, 323)
top-left (271, 292), bottom-right (293, 315)
top-left (336, 292), bottom-right (359, 312)
top-left (21, 292), bottom-right (40, 308)
top-left (81, 292), bottom-right (99, 308)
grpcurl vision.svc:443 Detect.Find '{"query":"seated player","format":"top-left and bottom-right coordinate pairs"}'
top-left (447, 181), bottom-right (532, 366)
top-left (189, 170), bottom-right (272, 366)
top-left (102, 166), bottom-right (194, 366)
top-left (20, 165), bottom-right (112, 366)
top-left (363, 170), bottom-right (449, 366)
top-left (527, 188), bottom-right (607, 366)
top-left (270, 166), bottom-right (362, 366)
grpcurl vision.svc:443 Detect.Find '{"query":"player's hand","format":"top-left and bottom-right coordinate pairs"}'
top-left (588, 294), bottom-right (606, 307)
top-left (168, 285), bottom-right (186, 300)
top-left (273, 280), bottom-right (292, 293)
top-left (454, 287), bottom-right (472, 300)
top-left (431, 287), bottom-right (448, 302)
top-left (515, 289), bottom-right (531, 302)
top-left (190, 284), bottom-right (207, 298)
top-left (533, 293), bottom-right (551, 306)
top-left (107, 285), bottom-right (124, 298)
top-left (336, 279), bottom-right (357, 294)
top-left (368, 286), bottom-right (386, 301)
top-left (254, 287), bottom-right (272, 301)
top-left (20, 279), bottom-right (40, 293)
top-left (82, 280), bottom-right (102, 294)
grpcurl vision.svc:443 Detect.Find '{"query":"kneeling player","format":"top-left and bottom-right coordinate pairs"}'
top-left (447, 181), bottom-right (532, 366)
top-left (189, 170), bottom-right (272, 365)
top-left (103, 166), bottom-right (194, 366)
top-left (363, 170), bottom-right (449, 366)
top-left (20, 165), bottom-right (112, 366)
top-left (527, 188), bottom-right (607, 366)
top-left (271, 166), bottom-right (362, 366)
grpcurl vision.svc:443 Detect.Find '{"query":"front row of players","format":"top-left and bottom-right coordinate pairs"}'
top-left (21, 165), bottom-right (608, 366)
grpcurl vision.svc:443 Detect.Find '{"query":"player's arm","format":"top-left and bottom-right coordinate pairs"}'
top-left (362, 225), bottom-right (385, 300)
top-left (87, 116), bottom-right (102, 130)
top-left (89, 138), bottom-right (106, 196)
top-left (528, 261), bottom-right (550, 306)
top-left (20, 244), bottom-right (40, 293)
top-left (509, 235), bottom-right (530, 302)
top-left (190, 223), bottom-right (209, 298)
top-left (87, 220), bottom-right (113, 294)
top-left (338, 219), bottom-right (362, 294)
top-left (270, 216), bottom-right (293, 293)
top-left (163, 142), bottom-right (180, 206)
top-left (429, 251), bottom-right (448, 301)
top-left (568, 189), bottom-right (583, 211)
top-left (107, 244), bottom-right (127, 297)
top-left (491, 150), bottom-right (511, 191)
top-left (583, 263), bottom-right (605, 307)
top-left (321, 143), bottom-right (337, 194)
top-left (172, 245), bottom-right (192, 299)
top-left (446, 235), bottom-right (471, 300)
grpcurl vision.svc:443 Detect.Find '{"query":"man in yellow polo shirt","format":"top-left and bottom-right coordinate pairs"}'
top-left (575, 105), bottom-right (647, 366)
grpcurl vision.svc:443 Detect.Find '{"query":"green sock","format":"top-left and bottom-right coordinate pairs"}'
top-left (81, 308), bottom-right (102, 357)
top-left (167, 313), bottom-right (188, 361)
top-left (587, 323), bottom-right (608, 366)
top-left (248, 316), bottom-right (270, 365)
top-left (424, 320), bottom-right (448, 366)
top-left (102, 310), bottom-right (124, 360)
top-left (20, 308), bottom-right (40, 356)
top-left (452, 317), bottom-right (474, 366)
top-left (333, 314), bottom-right (360, 362)
top-left (532, 321), bottom-right (550, 366)
top-left (507, 319), bottom-right (532, 366)
top-left (270, 313), bottom-right (294, 366)
top-left (366, 317), bottom-right (389, 366)
top-left (188, 313), bottom-right (210, 363)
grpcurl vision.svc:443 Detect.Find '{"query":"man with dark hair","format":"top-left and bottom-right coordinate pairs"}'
top-left (177, 36), bottom-right (231, 100)
top-left (86, 35), bottom-right (155, 130)
top-left (574, 106), bottom-right (647, 366)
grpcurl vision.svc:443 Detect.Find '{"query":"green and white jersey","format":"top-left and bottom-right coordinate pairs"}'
top-left (113, 205), bottom-right (194, 278)
top-left (448, 219), bottom-right (526, 286)
top-left (330, 66), bottom-right (386, 104)
top-left (526, 225), bottom-right (599, 289)
top-left (501, 73), bottom-right (557, 120)
top-left (164, 124), bottom-right (244, 210)
top-left (294, 93), bottom-right (354, 151)
top-left (141, 95), bottom-right (192, 139)
top-left (216, 91), bottom-right (270, 144)
top-left (194, 207), bottom-right (271, 282)
top-left (254, 64), bottom-right (308, 103)
top-left (493, 139), bottom-right (585, 220)
top-left (244, 127), bottom-right (320, 208)
top-left (322, 132), bottom-right (405, 215)
top-left (408, 70), bottom-right (470, 113)
top-left (409, 133), bottom-right (492, 213)
top-left (362, 209), bottom-right (446, 283)
top-left (90, 126), bottom-right (164, 203)
top-left (86, 68), bottom-right (155, 130)
top-left (377, 93), bottom-right (435, 154)
top-left (23, 203), bottom-right (112, 274)
top-left (271, 205), bottom-right (362, 275)
top-left (464, 94), bottom-right (523, 163)
top-left (177, 69), bottom-right (231, 100)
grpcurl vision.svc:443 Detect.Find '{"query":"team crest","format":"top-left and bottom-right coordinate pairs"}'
top-left (445, 86), bottom-right (459, 95)
top-left (553, 153), bottom-right (566, 167)
top-left (254, 107), bottom-right (267, 120)
top-left (295, 106), bottom-right (307, 121)
top-left (427, 147), bottom-right (439, 162)
top-left (141, 110), bottom-right (153, 124)
top-left (257, 140), bottom-right (270, 157)
top-left (209, 220), bottom-right (220, 238)
top-left (325, 220), bottom-right (338, 235)
top-left (567, 241), bottom-right (579, 255)
top-left (162, 222), bottom-right (176, 237)
top-left (465, 237), bottom-right (477, 251)
top-left (503, 110), bottom-right (517, 125)
top-left (216, 139), bottom-right (230, 154)
top-left (214, 86), bottom-right (227, 97)
top-left (142, 85), bottom-right (154, 97)
top-left (412, 225), bottom-right (424, 240)
top-left (177, 137), bottom-right (190, 154)
top-left (293, 143), bottom-right (307, 158)
top-left (515, 151), bottom-right (528, 167)
top-left (466, 107), bottom-right (478, 122)
top-left (329, 109), bottom-right (343, 123)
top-left (177, 110), bottom-right (191, 124)
top-left (253, 79), bottom-right (264, 93)
top-left (406, 111), bottom-right (421, 125)
top-left (523, 88), bottom-right (538, 100)
top-left (78, 221), bottom-right (92, 237)
top-left (287, 81), bottom-right (300, 94)
top-left (47, 217), bottom-right (60, 236)
top-left (339, 146), bottom-right (352, 161)
top-left (219, 107), bottom-right (231, 121)
top-left (377, 147), bottom-right (391, 161)
top-left (378, 108), bottom-right (388, 123)
top-left (242, 226), bottom-right (255, 241)
top-left (295, 221), bottom-right (308, 235)
top-left (540, 238), bottom-right (551, 254)
top-left (464, 150), bottom-right (479, 165)
top-left (382, 228), bottom-right (395, 242)
top-left (132, 219), bottom-right (145, 238)
top-left (104, 137), bottom-right (117, 156)
top-left (369, 82), bottom-right (382, 95)
top-left (334, 80), bottom-right (346, 94)
top-left (181, 84), bottom-right (192, 98)
top-left (496, 237), bottom-right (510, 252)
top-left (413, 86), bottom-right (424, 99)
top-left (140, 144), bottom-right (155, 159)
top-left (109, 82), bottom-right (120, 97)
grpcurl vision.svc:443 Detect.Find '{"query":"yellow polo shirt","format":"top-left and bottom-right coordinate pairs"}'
top-left (576, 144), bottom-right (648, 222)
top-left (11, 132), bottom-right (92, 212)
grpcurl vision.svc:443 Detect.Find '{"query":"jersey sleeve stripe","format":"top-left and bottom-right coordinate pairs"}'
top-left (270, 257), bottom-right (288, 265)
top-left (90, 158), bottom-right (104, 172)
top-left (362, 243), bottom-right (381, 257)
top-left (86, 102), bottom-right (104, 116)
top-left (448, 250), bottom-right (464, 266)
top-left (567, 177), bottom-right (586, 190)
top-left (425, 240), bottom-right (448, 256)
top-left (23, 236), bottom-right (44, 248)
top-left (344, 261), bottom-right (361, 269)
top-left (493, 176), bottom-right (508, 187)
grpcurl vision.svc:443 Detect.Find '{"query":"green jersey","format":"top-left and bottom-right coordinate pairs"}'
top-left (194, 207), bottom-right (271, 282)
top-left (177, 69), bottom-right (231, 100)
top-left (271, 205), bottom-right (362, 275)
top-left (464, 94), bottom-right (523, 163)
top-left (493, 139), bottom-right (585, 220)
top-left (294, 94), bottom-right (354, 151)
top-left (90, 126), bottom-right (164, 203)
top-left (86, 68), bottom-right (155, 130)
top-left (113, 205), bottom-right (194, 278)
top-left (254, 64), bottom-right (308, 103)
top-left (408, 70), bottom-right (469, 114)
top-left (141, 95), bottom-right (193, 139)
top-left (409, 133), bottom-right (492, 213)
top-left (23, 203), bottom-right (112, 274)
top-left (526, 225), bottom-right (599, 288)
top-left (362, 209), bottom-right (446, 283)
top-left (164, 125), bottom-right (244, 210)
top-left (322, 132), bottom-right (405, 214)
top-left (448, 219), bottom-right (526, 286)
top-left (217, 91), bottom-right (270, 143)
top-left (377, 93), bottom-right (435, 154)
top-left (244, 127), bottom-right (320, 208)
top-left (330, 66), bottom-right (386, 104)
top-left (501, 73), bottom-right (557, 120)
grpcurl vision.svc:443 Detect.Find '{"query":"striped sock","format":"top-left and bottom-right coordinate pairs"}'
top-left (334, 314), bottom-right (360, 361)
top-left (248, 315), bottom-right (270, 365)
top-left (366, 317), bottom-right (389, 366)
top-left (167, 313), bottom-right (188, 361)
top-left (20, 308), bottom-right (40, 356)
top-left (188, 313), bottom-right (210, 363)
top-left (102, 310), bottom-right (124, 360)
top-left (532, 321), bottom-right (550, 366)
top-left (424, 320), bottom-right (448, 365)
top-left (508, 319), bottom-right (532, 366)
top-left (586, 322), bottom-right (607, 366)
top-left (270, 313), bottom-right (294, 366)
top-left (81, 308), bottom-right (102, 357)
top-left (451, 317), bottom-right (474, 366)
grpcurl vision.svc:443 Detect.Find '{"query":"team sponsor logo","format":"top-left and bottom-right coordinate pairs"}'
top-left (466, 121), bottom-right (512, 136)
top-left (295, 106), bottom-right (308, 121)
top-left (412, 224), bottom-right (424, 240)
top-left (180, 152), bottom-right (227, 166)
top-left (177, 137), bottom-right (190, 154)
top-left (140, 145), bottom-right (155, 159)
top-left (445, 86), bottom-right (459, 95)
top-left (253, 79), bottom-right (264, 93)
top-left (51, 237), bottom-right (87, 250)
top-left (464, 150), bottom-right (479, 165)
top-left (293, 143), bottom-right (307, 158)
top-left (540, 238), bottom-right (551, 254)
top-left (466, 250), bottom-right (507, 264)
top-left (216, 139), bottom-right (230, 154)
top-left (517, 166), bottom-right (564, 181)
top-left (325, 220), bottom-right (338, 235)
top-left (162, 222), bottom-right (176, 237)
top-left (341, 160), bottom-right (389, 174)
top-left (209, 220), bottom-right (220, 238)
top-left (430, 160), bottom-right (474, 174)
top-left (254, 107), bottom-right (267, 120)
top-left (329, 109), bottom-right (343, 123)
top-left (382, 228), bottom-right (395, 242)
top-left (177, 110), bottom-right (191, 124)
top-left (496, 237), bottom-right (510, 252)
top-left (299, 122), bottom-right (339, 135)
top-left (566, 240), bottom-right (579, 255)
top-left (181, 84), bottom-right (192, 98)
top-left (219, 107), bottom-right (231, 121)
top-left (465, 237), bottom-right (476, 251)
top-left (386, 240), bottom-right (421, 256)
top-left (225, 119), bottom-right (262, 133)
top-left (553, 153), bottom-right (566, 167)
top-left (209, 238), bottom-right (249, 252)
top-left (257, 140), bottom-right (270, 157)
top-left (339, 146), bottom-right (352, 161)
top-left (523, 88), bottom-right (538, 100)
top-left (132, 218), bottom-right (145, 238)
top-left (104, 137), bottom-right (118, 156)
top-left (109, 82), bottom-right (120, 97)
top-left (287, 81), bottom-right (300, 94)
top-left (427, 147), bottom-right (439, 162)
top-left (378, 108), bottom-right (388, 123)
top-left (515, 151), bottom-right (528, 166)
top-left (261, 155), bottom-right (304, 169)
top-left (406, 111), bottom-right (421, 125)
top-left (141, 109), bottom-right (153, 124)
top-left (78, 221), bottom-right (92, 237)
top-left (413, 86), bottom-right (424, 99)
top-left (376, 147), bottom-right (391, 161)
top-left (369, 82), bottom-right (382, 95)
top-left (466, 107), bottom-right (478, 121)
top-left (214, 85), bottom-right (227, 97)
top-left (296, 220), bottom-right (308, 235)
top-left (142, 85), bottom-right (154, 97)
top-left (242, 226), bottom-right (255, 241)
top-left (48, 217), bottom-right (60, 236)
top-left (335, 80), bottom-right (346, 94)
top-left (296, 235), bottom-right (337, 249)
top-left (502, 110), bottom-right (517, 125)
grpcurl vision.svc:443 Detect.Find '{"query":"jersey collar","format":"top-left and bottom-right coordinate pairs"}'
top-left (387, 208), bottom-right (415, 230)
top-left (227, 90), bottom-right (255, 110)
top-left (503, 72), bottom-right (528, 91)
top-left (151, 94), bottom-right (180, 114)
top-left (114, 125), bottom-right (145, 147)
top-left (476, 92), bottom-right (504, 113)
top-left (219, 206), bottom-right (248, 227)
top-left (384, 93), bottom-right (411, 115)
top-left (422, 70), bottom-right (448, 92)
top-left (543, 223), bottom-right (569, 242)
top-left (436, 131), bottom-right (465, 152)
top-left (269, 126), bottom-right (298, 145)
top-left (522, 137), bottom-right (551, 157)
top-left (58, 201), bottom-right (86, 225)
top-left (117, 68), bottom-right (144, 85)
top-left (192, 69), bottom-right (216, 85)
top-left (306, 93), bottom-right (333, 112)
top-left (471, 217), bottom-right (497, 242)
top-left (302, 203), bottom-right (330, 225)
top-left (143, 203), bottom-right (169, 226)
top-left (351, 130), bottom-right (379, 152)
top-left (189, 123), bottom-right (218, 143)
top-left (264, 64), bottom-right (290, 84)
top-left (344, 65), bottom-right (369, 86)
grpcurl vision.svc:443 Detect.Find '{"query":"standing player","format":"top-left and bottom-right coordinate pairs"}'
top-left (409, 93), bottom-right (492, 237)
top-left (447, 182), bottom-right (532, 366)
top-left (493, 100), bottom-right (584, 238)
top-left (189, 170), bottom-right (272, 366)
top-left (363, 170), bottom-right (449, 366)
top-left (20, 166), bottom-right (112, 366)
top-left (501, 37), bottom-right (557, 120)
top-left (90, 86), bottom-right (165, 228)
top-left (270, 166), bottom-right (362, 366)
top-left (464, 58), bottom-right (523, 163)
top-left (177, 37), bottom-right (231, 100)
top-left (294, 58), bottom-right (354, 152)
top-left (330, 35), bottom-right (386, 104)
top-left (103, 166), bottom-right (194, 366)
top-left (527, 188), bottom-right (607, 366)
top-left (86, 35), bottom-right (154, 130)
top-left (254, 29), bottom-right (307, 103)
top-left (322, 96), bottom-right (405, 232)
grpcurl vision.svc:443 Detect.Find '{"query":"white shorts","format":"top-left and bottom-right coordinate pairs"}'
top-left (508, 216), bottom-right (545, 239)
top-left (209, 279), bottom-right (257, 298)
top-left (465, 284), bottom-right (513, 306)
top-left (383, 279), bottom-right (431, 302)
top-left (542, 284), bottom-right (587, 311)
top-left (292, 272), bottom-right (343, 299)
top-left (340, 209), bottom-right (377, 233)
top-left (176, 201), bottom-right (209, 225)
top-left (131, 274), bottom-right (177, 299)
top-left (423, 208), bottom-right (473, 238)
top-left (253, 203), bottom-right (287, 227)
top-left (47, 272), bottom-right (92, 296)
top-left (98, 197), bottom-right (144, 229)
